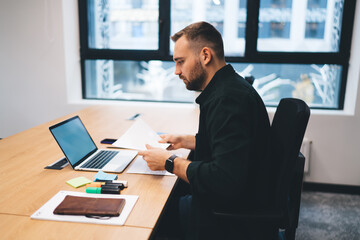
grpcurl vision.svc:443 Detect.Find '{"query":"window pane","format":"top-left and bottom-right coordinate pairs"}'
top-left (170, 0), bottom-right (247, 56)
top-left (257, 0), bottom-right (344, 52)
top-left (87, 0), bottom-right (159, 50)
top-left (231, 62), bottom-right (342, 108)
top-left (84, 59), bottom-right (342, 108)
top-left (84, 60), bottom-right (195, 102)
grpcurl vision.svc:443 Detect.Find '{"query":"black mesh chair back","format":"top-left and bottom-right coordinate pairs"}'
top-left (268, 98), bottom-right (310, 226)
top-left (212, 98), bottom-right (310, 240)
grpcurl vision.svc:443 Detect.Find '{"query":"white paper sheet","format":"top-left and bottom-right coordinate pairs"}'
top-left (126, 156), bottom-right (174, 176)
top-left (112, 118), bottom-right (170, 151)
top-left (31, 191), bottom-right (138, 226)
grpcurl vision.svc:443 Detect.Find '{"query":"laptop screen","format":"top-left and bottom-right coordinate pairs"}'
top-left (49, 116), bottom-right (97, 167)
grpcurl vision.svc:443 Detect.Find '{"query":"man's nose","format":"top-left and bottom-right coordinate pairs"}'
top-left (174, 66), bottom-right (181, 76)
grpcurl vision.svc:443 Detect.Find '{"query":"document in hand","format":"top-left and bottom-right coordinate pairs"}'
top-left (112, 118), bottom-right (170, 151)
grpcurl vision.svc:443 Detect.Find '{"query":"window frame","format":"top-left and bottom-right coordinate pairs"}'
top-left (78, 0), bottom-right (357, 110)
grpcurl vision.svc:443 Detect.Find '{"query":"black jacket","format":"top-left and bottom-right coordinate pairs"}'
top-left (186, 64), bottom-right (271, 239)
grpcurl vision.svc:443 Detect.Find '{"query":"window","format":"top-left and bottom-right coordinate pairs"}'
top-left (79, 0), bottom-right (356, 109)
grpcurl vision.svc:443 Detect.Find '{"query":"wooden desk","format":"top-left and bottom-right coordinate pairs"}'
top-left (0, 215), bottom-right (151, 240)
top-left (0, 105), bottom-right (199, 239)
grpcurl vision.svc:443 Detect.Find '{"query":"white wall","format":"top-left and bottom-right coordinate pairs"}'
top-left (0, 0), bottom-right (359, 186)
top-left (0, 0), bottom-right (83, 136)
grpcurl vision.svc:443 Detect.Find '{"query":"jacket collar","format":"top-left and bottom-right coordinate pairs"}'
top-left (195, 64), bottom-right (234, 105)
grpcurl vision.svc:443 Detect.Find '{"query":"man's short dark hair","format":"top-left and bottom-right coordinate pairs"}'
top-left (171, 21), bottom-right (225, 60)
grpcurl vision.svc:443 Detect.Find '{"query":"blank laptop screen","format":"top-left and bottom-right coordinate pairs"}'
top-left (50, 117), bottom-right (97, 166)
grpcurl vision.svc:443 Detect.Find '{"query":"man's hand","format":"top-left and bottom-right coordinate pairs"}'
top-left (159, 134), bottom-right (196, 150)
top-left (138, 144), bottom-right (191, 183)
top-left (138, 144), bottom-right (172, 171)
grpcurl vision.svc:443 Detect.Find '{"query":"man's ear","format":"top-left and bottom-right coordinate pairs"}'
top-left (201, 47), bottom-right (212, 65)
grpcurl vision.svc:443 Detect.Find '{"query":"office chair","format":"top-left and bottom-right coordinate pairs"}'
top-left (244, 76), bottom-right (255, 85)
top-left (212, 98), bottom-right (310, 240)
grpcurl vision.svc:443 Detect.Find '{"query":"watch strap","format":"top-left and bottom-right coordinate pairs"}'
top-left (165, 154), bottom-right (177, 173)
top-left (168, 154), bottom-right (177, 162)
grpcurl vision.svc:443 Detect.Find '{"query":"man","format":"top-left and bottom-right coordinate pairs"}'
top-left (138, 21), bottom-right (270, 239)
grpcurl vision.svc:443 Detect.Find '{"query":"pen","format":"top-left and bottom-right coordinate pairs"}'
top-left (87, 182), bottom-right (124, 189)
top-left (86, 186), bottom-right (120, 194)
top-left (95, 179), bottom-right (128, 188)
top-left (133, 113), bottom-right (140, 119)
top-left (128, 113), bottom-right (141, 120)
top-left (87, 182), bottom-right (124, 190)
top-left (86, 182), bottom-right (105, 188)
top-left (103, 183), bottom-right (125, 190)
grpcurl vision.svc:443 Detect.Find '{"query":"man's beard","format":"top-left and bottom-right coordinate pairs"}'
top-left (181, 61), bottom-right (208, 91)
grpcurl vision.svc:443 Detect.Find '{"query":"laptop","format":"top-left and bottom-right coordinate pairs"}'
top-left (49, 116), bottom-right (138, 173)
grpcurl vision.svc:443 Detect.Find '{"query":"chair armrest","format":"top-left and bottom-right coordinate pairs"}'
top-left (212, 152), bottom-right (305, 229)
top-left (212, 153), bottom-right (305, 226)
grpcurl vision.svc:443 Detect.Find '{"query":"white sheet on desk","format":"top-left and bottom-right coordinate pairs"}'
top-left (127, 156), bottom-right (174, 176)
top-left (31, 191), bottom-right (138, 226)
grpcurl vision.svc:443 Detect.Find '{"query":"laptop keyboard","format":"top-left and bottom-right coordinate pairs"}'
top-left (82, 150), bottom-right (118, 169)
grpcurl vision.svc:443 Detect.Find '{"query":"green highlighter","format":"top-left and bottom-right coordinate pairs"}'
top-left (86, 187), bottom-right (120, 194)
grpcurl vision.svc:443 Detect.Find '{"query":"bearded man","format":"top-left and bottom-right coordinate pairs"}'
top-left (139, 21), bottom-right (271, 240)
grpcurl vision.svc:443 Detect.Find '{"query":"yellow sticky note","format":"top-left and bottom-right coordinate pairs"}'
top-left (66, 177), bottom-right (92, 188)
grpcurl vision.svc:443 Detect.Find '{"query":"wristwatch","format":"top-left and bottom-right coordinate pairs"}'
top-left (165, 154), bottom-right (177, 173)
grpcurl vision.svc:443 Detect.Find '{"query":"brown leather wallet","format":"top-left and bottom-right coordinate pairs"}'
top-left (53, 195), bottom-right (126, 217)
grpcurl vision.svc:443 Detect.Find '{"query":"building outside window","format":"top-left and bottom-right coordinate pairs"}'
top-left (79, 0), bottom-right (356, 109)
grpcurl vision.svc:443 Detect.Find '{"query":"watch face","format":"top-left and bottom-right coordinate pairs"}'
top-left (165, 155), bottom-right (177, 173)
top-left (165, 158), bottom-right (174, 173)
